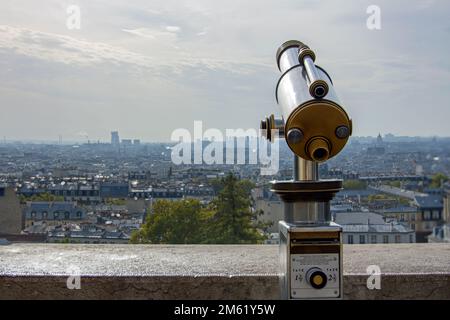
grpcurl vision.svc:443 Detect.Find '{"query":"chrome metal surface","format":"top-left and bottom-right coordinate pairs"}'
top-left (294, 156), bottom-right (318, 181)
top-left (276, 64), bottom-right (338, 124)
top-left (274, 118), bottom-right (285, 136)
top-left (279, 220), bottom-right (342, 233)
top-left (303, 55), bottom-right (328, 98)
top-left (284, 201), bottom-right (331, 224)
top-left (278, 46), bottom-right (301, 73)
top-left (278, 221), bottom-right (343, 300)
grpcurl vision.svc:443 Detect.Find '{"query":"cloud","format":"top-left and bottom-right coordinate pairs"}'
top-left (0, 25), bottom-right (157, 68)
top-left (0, 25), bottom-right (270, 76)
top-left (165, 26), bottom-right (181, 33)
top-left (1, 0), bottom-right (450, 139)
top-left (122, 28), bottom-right (157, 39)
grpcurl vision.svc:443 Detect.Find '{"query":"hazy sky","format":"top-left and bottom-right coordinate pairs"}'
top-left (0, 0), bottom-right (449, 142)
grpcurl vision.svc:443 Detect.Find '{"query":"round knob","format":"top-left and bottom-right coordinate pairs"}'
top-left (306, 267), bottom-right (327, 289)
top-left (335, 125), bottom-right (350, 139)
top-left (286, 128), bottom-right (304, 145)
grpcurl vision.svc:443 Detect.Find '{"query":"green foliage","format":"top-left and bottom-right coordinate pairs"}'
top-left (367, 194), bottom-right (410, 206)
top-left (368, 194), bottom-right (393, 201)
top-left (104, 198), bottom-right (126, 205)
top-left (386, 181), bottom-right (401, 188)
top-left (206, 173), bottom-right (266, 244)
top-left (60, 237), bottom-right (71, 244)
top-left (430, 173), bottom-right (448, 188)
top-left (342, 179), bottom-right (367, 190)
top-left (20, 192), bottom-right (64, 203)
top-left (130, 199), bottom-right (212, 244)
top-left (131, 173), bottom-right (267, 244)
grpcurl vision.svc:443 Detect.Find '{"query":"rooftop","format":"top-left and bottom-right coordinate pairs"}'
top-left (414, 195), bottom-right (443, 209)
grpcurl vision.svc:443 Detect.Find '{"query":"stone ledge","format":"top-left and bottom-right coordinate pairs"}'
top-left (0, 244), bottom-right (449, 299)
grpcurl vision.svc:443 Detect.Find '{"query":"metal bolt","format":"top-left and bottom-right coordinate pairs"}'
top-left (287, 128), bottom-right (304, 144)
top-left (335, 126), bottom-right (350, 139)
top-left (260, 119), bottom-right (267, 131)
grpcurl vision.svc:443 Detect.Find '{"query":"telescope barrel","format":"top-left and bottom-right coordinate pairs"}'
top-left (274, 40), bottom-right (352, 162)
top-left (277, 41), bottom-right (302, 73)
top-left (277, 41), bottom-right (329, 99)
top-left (302, 55), bottom-right (329, 99)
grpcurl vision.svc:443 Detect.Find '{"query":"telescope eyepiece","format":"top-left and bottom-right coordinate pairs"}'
top-left (307, 137), bottom-right (330, 162)
top-left (309, 80), bottom-right (329, 99)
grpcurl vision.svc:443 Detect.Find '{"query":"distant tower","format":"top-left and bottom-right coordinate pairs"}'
top-left (376, 133), bottom-right (383, 145)
top-left (111, 131), bottom-right (120, 146)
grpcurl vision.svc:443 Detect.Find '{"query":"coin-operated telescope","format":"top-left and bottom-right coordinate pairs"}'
top-left (261, 40), bottom-right (352, 299)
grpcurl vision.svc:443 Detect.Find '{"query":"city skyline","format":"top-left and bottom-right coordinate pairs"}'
top-left (1, 132), bottom-right (450, 144)
top-left (1, 0), bottom-right (450, 141)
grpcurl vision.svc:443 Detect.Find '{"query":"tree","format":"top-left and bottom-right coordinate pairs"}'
top-left (130, 199), bottom-right (212, 244)
top-left (130, 173), bottom-right (267, 244)
top-left (386, 181), bottom-right (401, 188)
top-left (104, 198), bottom-right (126, 206)
top-left (430, 173), bottom-right (448, 188)
top-left (206, 173), bottom-right (266, 244)
top-left (20, 192), bottom-right (64, 203)
top-left (343, 179), bottom-right (367, 190)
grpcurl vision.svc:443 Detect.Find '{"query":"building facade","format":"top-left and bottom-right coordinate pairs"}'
top-left (335, 212), bottom-right (416, 244)
top-left (413, 195), bottom-right (444, 242)
top-left (24, 202), bottom-right (87, 227)
top-left (0, 185), bottom-right (23, 235)
top-left (111, 131), bottom-right (120, 146)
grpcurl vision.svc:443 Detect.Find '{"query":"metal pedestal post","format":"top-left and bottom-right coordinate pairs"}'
top-left (273, 156), bottom-right (343, 300)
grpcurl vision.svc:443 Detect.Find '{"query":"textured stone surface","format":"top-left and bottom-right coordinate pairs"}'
top-left (0, 244), bottom-right (449, 299)
top-left (0, 244), bottom-right (279, 276)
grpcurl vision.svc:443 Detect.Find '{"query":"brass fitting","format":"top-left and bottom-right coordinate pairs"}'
top-left (285, 100), bottom-right (352, 162)
top-left (307, 137), bottom-right (330, 162)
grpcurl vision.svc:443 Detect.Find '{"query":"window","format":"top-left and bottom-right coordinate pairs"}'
top-left (370, 235), bottom-right (377, 244)
top-left (359, 235), bottom-right (366, 244)
top-left (395, 235), bottom-right (401, 243)
top-left (31, 211), bottom-right (36, 219)
top-left (64, 211), bottom-right (70, 219)
top-left (383, 235), bottom-right (389, 243)
top-left (432, 210), bottom-right (440, 220)
top-left (54, 211), bottom-right (59, 219)
top-left (42, 211), bottom-right (48, 219)
top-left (348, 235), bottom-right (354, 244)
top-left (76, 211), bottom-right (83, 219)
top-left (411, 223), bottom-right (415, 230)
top-left (424, 211), bottom-right (431, 220)
top-left (409, 234), bottom-right (414, 243)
